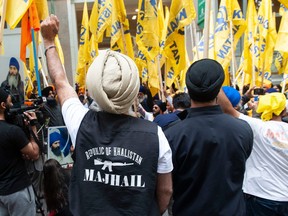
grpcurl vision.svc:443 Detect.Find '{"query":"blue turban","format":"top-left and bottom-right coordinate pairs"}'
top-left (9, 57), bottom-right (20, 71)
top-left (49, 130), bottom-right (70, 157)
top-left (266, 88), bottom-right (278, 94)
top-left (222, 86), bottom-right (241, 107)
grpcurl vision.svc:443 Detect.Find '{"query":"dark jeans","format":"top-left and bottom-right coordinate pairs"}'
top-left (244, 193), bottom-right (288, 216)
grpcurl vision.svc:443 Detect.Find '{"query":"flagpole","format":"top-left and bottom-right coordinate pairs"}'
top-left (0, 0), bottom-right (7, 55)
top-left (120, 23), bottom-right (138, 117)
top-left (120, 23), bottom-right (128, 55)
top-left (251, 41), bottom-right (255, 87)
top-left (203, 1), bottom-right (211, 58)
top-left (192, 20), bottom-right (199, 60)
top-left (229, 20), bottom-right (236, 88)
top-left (188, 24), bottom-right (195, 61)
top-left (157, 55), bottom-right (165, 102)
top-left (31, 30), bottom-right (41, 97)
top-left (282, 74), bottom-right (287, 94)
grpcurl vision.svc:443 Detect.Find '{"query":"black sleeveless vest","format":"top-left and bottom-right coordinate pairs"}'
top-left (69, 111), bottom-right (160, 216)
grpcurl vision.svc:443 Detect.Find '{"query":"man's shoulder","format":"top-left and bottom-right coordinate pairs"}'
top-left (0, 80), bottom-right (7, 87)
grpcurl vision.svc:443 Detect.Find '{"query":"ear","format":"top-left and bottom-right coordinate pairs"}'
top-left (0, 102), bottom-right (6, 109)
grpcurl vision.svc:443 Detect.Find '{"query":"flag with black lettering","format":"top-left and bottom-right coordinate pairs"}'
top-left (275, 6), bottom-right (288, 75)
top-left (110, 0), bottom-right (134, 59)
top-left (164, 0), bottom-right (196, 87)
top-left (136, 0), bottom-right (159, 61)
top-left (89, 0), bottom-right (112, 42)
top-left (214, 0), bottom-right (246, 85)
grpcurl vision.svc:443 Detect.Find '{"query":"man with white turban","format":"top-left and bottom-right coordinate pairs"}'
top-left (219, 90), bottom-right (288, 215)
top-left (40, 15), bottom-right (172, 215)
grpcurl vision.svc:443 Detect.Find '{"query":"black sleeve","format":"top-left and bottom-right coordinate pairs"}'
top-left (241, 95), bottom-right (250, 105)
top-left (8, 125), bottom-right (30, 150)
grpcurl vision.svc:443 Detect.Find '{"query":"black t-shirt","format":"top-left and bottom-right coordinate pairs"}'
top-left (0, 120), bottom-right (32, 195)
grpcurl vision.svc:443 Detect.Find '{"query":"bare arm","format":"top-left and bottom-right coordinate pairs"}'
top-left (156, 172), bottom-right (173, 214)
top-left (217, 89), bottom-right (240, 118)
top-left (40, 15), bottom-right (78, 106)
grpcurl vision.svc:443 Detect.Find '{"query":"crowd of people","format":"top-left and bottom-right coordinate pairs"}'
top-left (0, 14), bottom-right (287, 216)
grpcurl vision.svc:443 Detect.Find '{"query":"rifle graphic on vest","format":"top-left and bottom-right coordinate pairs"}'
top-left (94, 159), bottom-right (134, 172)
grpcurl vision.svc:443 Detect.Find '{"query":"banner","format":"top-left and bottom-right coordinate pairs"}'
top-left (214, 0), bottom-right (246, 85)
top-left (75, 1), bottom-right (90, 89)
top-left (136, 0), bottom-right (159, 61)
top-left (0, 0), bottom-right (32, 29)
top-left (255, 0), bottom-right (274, 86)
top-left (89, 0), bottom-right (112, 42)
top-left (110, 0), bottom-right (134, 59)
top-left (164, 0), bottom-right (196, 86)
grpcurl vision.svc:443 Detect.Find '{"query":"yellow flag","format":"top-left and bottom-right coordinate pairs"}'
top-left (275, 9), bottom-right (288, 53)
top-left (75, 1), bottom-right (90, 89)
top-left (158, 1), bottom-right (168, 68)
top-left (35, 0), bottom-right (49, 21)
top-left (0, 0), bottom-right (32, 29)
top-left (135, 50), bottom-right (148, 81)
top-left (23, 61), bottom-right (33, 100)
top-left (243, 0), bottom-right (257, 77)
top-left (165, 59), bottom-right (175, 88)
top-left (275, 7), bottom-right (288, 75)
top-left (164, 0), bottom-right (196, 85)
top-left (256, 0), bottom-right (273, 86)
top-left (164, 31), bottom-right (186, 87)
top-left (110, 0), bottom-right (134, 59)
top-left (89, 0), bottom-right (112, 42)
top-left (275, 52), bottom-right (288, 75)
top-left (279, 0), bottom-right (288, 9)
top-left (147, 59), bottom-right (160, 97)
top-left (214, 0), bottom-right (246, 75)
top-left (165, 0), bottom-right (196, 44)
top-left (158, 0), bottom-right (165, 52)
top-left (89, 33), bottom-right (98, 63)
top-left (136, 0), bottom-right (159, 61)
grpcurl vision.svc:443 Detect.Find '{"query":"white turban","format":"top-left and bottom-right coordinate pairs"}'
top-left (86, 50), bottom-right (140, 114)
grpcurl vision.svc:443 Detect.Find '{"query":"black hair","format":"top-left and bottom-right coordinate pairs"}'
top-left (172, 93), bottom-right (191, 109)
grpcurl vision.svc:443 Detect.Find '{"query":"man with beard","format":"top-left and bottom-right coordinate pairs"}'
top-left (1, 57), bottom-right (25, 108)
top-left (40, 86), bottom-right (65, 127)
top-left (0, 87), bottom-right (39, 215)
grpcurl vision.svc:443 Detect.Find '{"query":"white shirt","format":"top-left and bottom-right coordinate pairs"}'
top-left (240, 114), bottom-right (288, 201)
top-left (62, 98), bottom-right (173, 174)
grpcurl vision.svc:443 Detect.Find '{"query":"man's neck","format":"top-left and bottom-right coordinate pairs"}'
top-left (0, 113), bottom-right (5, 121)
top-left (191, 99), bottom-right (217, 108)
top-left (271, 115), bottom-right (283, 122)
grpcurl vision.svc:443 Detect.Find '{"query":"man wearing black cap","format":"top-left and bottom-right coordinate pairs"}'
top-left (0, 88), bottom-right (39, 215)
top-left (40, 86), bottom-right (65, 127)
top-left (1, 57), bottom-right (25, 108)
top-left (164, 59), bottom-right (253, 216)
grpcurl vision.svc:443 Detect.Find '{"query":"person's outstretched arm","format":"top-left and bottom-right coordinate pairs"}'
top-left (217, 89), bottom-right (240, 118)
top-left (40, 15), bottom-right (78, 106)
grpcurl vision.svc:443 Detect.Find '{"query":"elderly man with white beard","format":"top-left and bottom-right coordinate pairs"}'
top-left (1, 57), bottom-right (24, 108)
